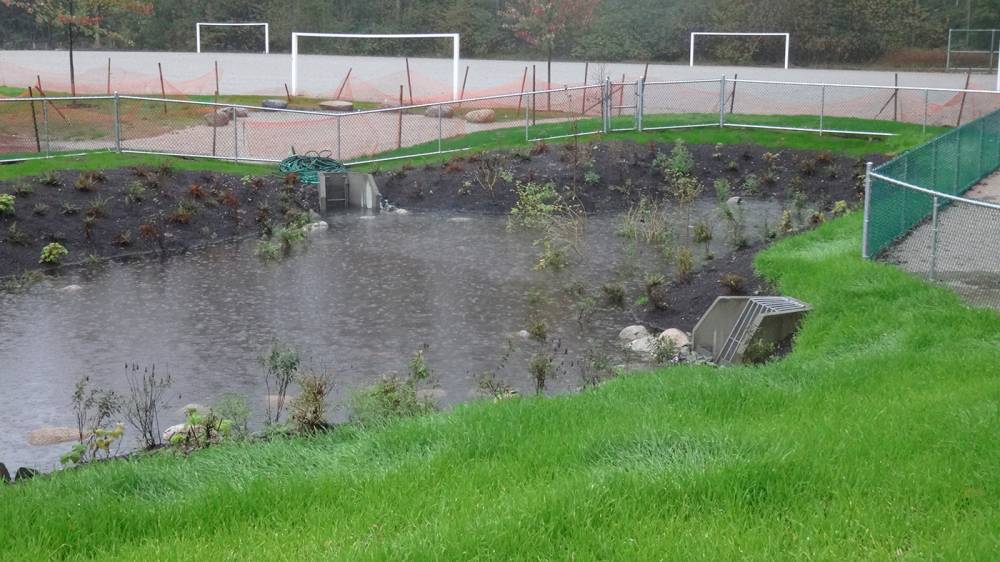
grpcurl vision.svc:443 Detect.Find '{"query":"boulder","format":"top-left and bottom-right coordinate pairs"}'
top-left (15, 467), bottom-right (38, 482)
top-left (516, 329), bottom-right (531, 340)
top-left (319, 100), bottom-right (354, 112)
top-left (0, 462), bottom-right (10, 484)
top-left (726, 196), bottom-right (743, 214)
top-left (658, 328), bottom-right (690, 349)
top-left (261, 99), bottom-right (288, 109)
top-left (464, 109), bottom-right (496, 124)
top-left (627, 336), bottom-right (658, 355)
top-left (303, 220), bottom-right (329, 234)
top-left (59, 284), bottom-right (83, 293)
top-left (27, 426), bottom-right (82, 446)
top-left (219, 106), bottom-right (249, 118)
top-left (424, 104), bottom-right (454, 118)
top-left (618, 325), bottom-right (650, 342)
top-left (203, 111), bottom-right (231, 127)
top-left (162, 423), bottom-right (189, 442)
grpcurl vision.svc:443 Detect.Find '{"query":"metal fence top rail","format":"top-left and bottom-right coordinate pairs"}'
top-left (870, 171), bottom-right (1000, 211)
top-left (728, 77), bottom-right (1000, 95)
top-left (645, 78), bottom-right (724, 85)
top-left (0, 94), bottom-right (115, 102)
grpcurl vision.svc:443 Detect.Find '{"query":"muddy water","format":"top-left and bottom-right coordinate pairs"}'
top-left (0, 201), bottom-right (782, 471)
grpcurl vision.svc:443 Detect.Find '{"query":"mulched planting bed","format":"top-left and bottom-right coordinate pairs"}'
top-left (0, 164), bottom-right (315, 278)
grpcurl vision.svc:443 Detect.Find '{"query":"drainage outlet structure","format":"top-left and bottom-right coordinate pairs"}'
top-left (691, 296), bottom-right (811, 365)
top-left (317, 172), bottom-right (381, 212)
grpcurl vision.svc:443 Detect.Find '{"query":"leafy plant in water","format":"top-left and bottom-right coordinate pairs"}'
top-left (508, 181), bottom-right (562, 229)
top-left (123, 363), bottom-right (171, 449)
top-left (601, 283), bottom-right (626, 307)
top-left (713, 178), bottom-right (731, 203)
top-left (39, 242), bottom-right (68, 264)
top-left (63, 377), bottom-right (124, 466)
top-left (692, 220), bottom-right (712, 244)
top-left (255, 239), bottom-right (282, 261)
top-left (350, 348), bottom-right (438, 427)
top-left (742, 174), bottom-right (760, 194)
top-left (289, 371), bottom-right (334, 433)
top-left (261, 342), bottom-right (300, 424)
top-left (212, 394), bottom-right (251, 440)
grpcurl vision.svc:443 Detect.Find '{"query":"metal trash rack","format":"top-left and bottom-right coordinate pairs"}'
top-left (691, 296), bottom-right (811, 364)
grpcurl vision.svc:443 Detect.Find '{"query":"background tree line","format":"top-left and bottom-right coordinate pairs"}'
top-left (1, 0), bottom-right (997, 66)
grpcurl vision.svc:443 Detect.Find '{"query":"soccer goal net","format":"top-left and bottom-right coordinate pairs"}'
top-left (690, 33), bottom-right (790, 69)
top-left (196, 23), bottom-right (270, 54)
top-left (290, 33), bottom-right (461, 100)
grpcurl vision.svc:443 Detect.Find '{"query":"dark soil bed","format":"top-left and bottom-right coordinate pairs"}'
top-left (376, 140), bottom-right (884, 214)
top-left (0, 164), bottom-right (315, 279)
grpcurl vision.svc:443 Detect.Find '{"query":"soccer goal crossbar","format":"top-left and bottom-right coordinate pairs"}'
top-left (196, 23), bottom-right (270, 54)
top-left (290, 33), bottom-right (461, 100)
top-left (689, 32), bottom-right (790, 69)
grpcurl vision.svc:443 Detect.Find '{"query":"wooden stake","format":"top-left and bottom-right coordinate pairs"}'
top-left (34, 76), bottom-right (67, 121)
top-left (957, 70), bottom-right (972, 127)
top-left (516, 66), bottom-right (528, 112)
top-left (581, 62), bottom-right (589, 115)
top-left (106, 57), bottom-right (111, 95)
top-left (405, 57), bottom-right (414, 105)
top-left (397, 85), bottom-right (403, 150)
top-left (214, 61), bottom-right (220, 96)
top-left (27, 86), bottom-right (41, 153)
top-left (532, 64), bottom-right (536, 125)
top-left (158, 62), bottom-right (167, 114)
top-left (459, 65), bottom-right (470, 107)
top-left (729, 73), bottom-right (738, 114)
top-left (642, 62), bottom-right (649, 81)
top-left (284, 83), bottom-right (292, 103)
top-left (334, 68), bottom-right (352, 100)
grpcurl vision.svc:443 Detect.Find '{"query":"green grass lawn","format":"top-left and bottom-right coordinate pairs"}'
top-left (0, 214), bottom-right (997, 559)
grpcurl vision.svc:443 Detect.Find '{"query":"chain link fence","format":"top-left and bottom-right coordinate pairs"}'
top-left (865, 107), bottom-right (1000, 309)
top-left (3, 77), bottom-right (1000, 169)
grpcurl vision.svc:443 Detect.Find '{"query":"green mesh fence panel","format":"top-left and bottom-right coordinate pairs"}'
top-left (868, 107), bottom-right (1000, 256)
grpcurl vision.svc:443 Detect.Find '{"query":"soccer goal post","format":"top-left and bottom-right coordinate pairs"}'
top-left (196, 23), bottom-right (270, 54)
top-left (290, 32), bottom-right (461, 100)
top-left (690, 32), bottom-right (790, 69)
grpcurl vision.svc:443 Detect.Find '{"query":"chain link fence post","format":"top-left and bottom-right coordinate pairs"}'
top-left (637, 77), bottom-right (645, 132)
top-left (232, 107), bottom-right (239, 161)
top-left (819, 84), bottom-right (825, 135)
top-left (929, 195), bottom-right (940, 281)
top-left (337, 115), bottom-right (342, 161)
top-left (718, 76), bottom-right (726, 127)
top-left (863, 161), bottom-right (873, 259)
top-left (437, 103), bottom-right (443, 154)
top-left (923, 89), bottom-right (929, 134)
top-left (113, 92), bottom-right (122, 153)
top-left (41, 100), bottom-right (49, 156)
top-left (602, 77), bottom-right (611, 134)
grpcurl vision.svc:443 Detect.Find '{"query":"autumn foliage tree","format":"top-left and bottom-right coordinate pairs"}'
top-left (1, 0), bottom-right (153, 95)
top-left (502, 0), bottom-right (601, 108)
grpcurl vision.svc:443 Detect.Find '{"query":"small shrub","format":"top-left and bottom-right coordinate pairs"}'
top-left (508, 181), bottom-right (561, 229)
top-left (32, 203), bottom-right (48, 216)
top-left (261, 342), bottom-right (301, 424)
top-left (645, 274), bottom-right (669, 310)
top-left (7, 222), bottom-right (29, 245)
top-left (533, 237), bottom-right (569, 271)
top-left (726, 159), bottom-right (739, 172)
top-left (800, 160), bottom-right (816, 176)
top-left (124, 182), bottom-right (146, 205)
top-left (83, 215), bottom-right (96, 240)
top-left (809, 210), bottom-right (826, 224)
top-left (692, 221), bottom-right (712, 243)
top-left (13, 183), bottom-right (34, 197)
top-left (720, 272), bottom-right (746, 294)
top-left (664, 139), bottom-right (694, 178)
top-left (601, 283), bottom-right (626, 307)
top-left (742, 174), bottom-right (760, 194)
top-left (529, 140), bottom-right (549, 155)
top-left (444, 159), bottom-right (465, 173)
top-left (39, 242), bottom-right (68, 264)
top-left (824, 164), bottom-right (839, 179)
top-left (167, 205), bottom-right (193, 225)
top-left (816, 150), bottom-right (833, 165)
top-left (674, 247), bottom-right (694, 284)
top-left (37, 171), bottom-right (62, 186)
top-left (138, 223), bottom-right (160, 240)
top-left (60, 202), bottom-right (79, 216)
top-left (471, 153), bottom-right (509, 198)
top-left (113, 230), bottom-right (133, 247)
top-left (832, 200), bottom-right (850, 216)
top-left (217, 190), bottom-right (239, 208)
top-left (778, 209), bottom-right (795, 234)
top-left (123, 363), bottom-right (172, 449)
top-left (583, 170), bottom-right (601, 186)
top-left (714, 178), bottom-right (731, 203)
top-left (155, 162), bottom-right (174, 177)
top-left (289, 371), bottom-right (333, 433)
top-left (0, 194), bottom-right (15, 215)
top-left (527, 319), bottom-right (548, 343)
top-left (711, 142), bottom-right (724, 159)
top-left (85, 196), bottom-right (109, 219)
top-left (212, 394), bottom-right (251, 439)
top-left (529, 353), bottom-right (554, 394)
top-left (74, 174), bottom-right (97, 192)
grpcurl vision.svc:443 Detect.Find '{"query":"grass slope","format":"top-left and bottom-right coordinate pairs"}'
top-left (1, 115), bottom-right (939, 181)
top-left (1, 215), bottom-right (997, 560)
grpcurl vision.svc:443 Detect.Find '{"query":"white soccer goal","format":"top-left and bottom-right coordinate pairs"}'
top-left (196, 23), bottom-right (270, 54)
top-left (689, 32), bottom-right (790, 69)
top-left (290, 32), bottom-right (460, 99)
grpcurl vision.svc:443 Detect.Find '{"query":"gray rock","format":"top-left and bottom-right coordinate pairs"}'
top-left (162, 424), bottom-right (188, 442)
top-left (658, 328), bottom-right (690, 349)
top-left (726, 196), bottom-right (743, 214)
top-left (319, 100), bottom-right (354, 112)
top-left (261, 99), bottom-right (288, 109)
top-left (59, 284), bottom-right (83, 293)
top-left (424, 104), bottom-right (454, 118)
top-left (627, 335), bottom-right (658, 355)
top-left (219, 106), bottom-right (249, 118)
top-left (464, 109), bottom-right (496, 124)
top-left (0, 463), bottom-right (9, 484)
top-left (27, 426), bottom-right (81, 446)
top-left (203, 111), bottom-right (231, 127)
top-left (618, 325), bottom-right (650, 342)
